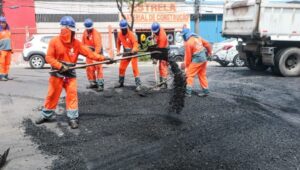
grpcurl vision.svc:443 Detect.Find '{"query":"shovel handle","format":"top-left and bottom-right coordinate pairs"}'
top-left (49, 51), bottom-right (161, 73)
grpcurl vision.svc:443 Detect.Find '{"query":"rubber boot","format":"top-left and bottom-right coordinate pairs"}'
top-left (114, 76), bottom-right (124, 88)
top-left (86, 81), bottom-right (98, 89)
top-left (4, 74), bottom-right (13, 80)
top-left (96, 79), bottom-right (104, 92)
top-left (35, 115), bottom-right (50, 124)
top-left (198, 89), bottom-right (209, 97)
top-left (0, 75), bottom-right (8, 81)
top-left (185, 86), bottom-right (192, 97)
top-left (135, 77), bottom-right (142, 91)
top-left (160, 77), bottom-right (168, 89)
top-left (69, 119), bottom-right (79, 129)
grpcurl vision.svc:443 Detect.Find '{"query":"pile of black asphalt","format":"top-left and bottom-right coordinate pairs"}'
top-left (23, 66), bottom-right (300, 170)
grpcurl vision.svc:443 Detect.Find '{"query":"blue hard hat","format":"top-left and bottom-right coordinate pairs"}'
top-left (119, 19), bottom-right (128, 29)
top-left (60, 16), bottom-right (76, 31)
top-left (181, 28), bottom-right (196, 41)
top-left (0, 16), bottom-right (6, 23)
top-left (84, 18), bottom-right (93, 29)
top-left (151, 22), bottom-right (160, 33)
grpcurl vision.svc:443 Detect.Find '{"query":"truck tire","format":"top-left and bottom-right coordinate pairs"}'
top-left (29, 54), bottom-right (45, 69)
top-left (174, 55), bottom-right (183, 62)
top-left (233, 54), bottom-right (245, 67)
top-left (246, 52), bottom-right (269, 71)
top-left (274, 47), bottom-right (300, 77)
top-left (271, 49), bottom-right (285, 75)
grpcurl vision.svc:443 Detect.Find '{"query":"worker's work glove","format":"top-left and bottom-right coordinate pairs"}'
top-left (152, 59), bottom-right (157, 65)
top-left (131, 49), bottom-right (138, 54)
top-left (131, 51), bottom-right (137, 55)
top-left (206, 54), bottom-right (212, 61)
top-left (206, 56), bottom-right (212, 61)
top-left (180, 63), bottom-right (185, 70)
top-left (105, 57), bottom-right (115, 64)
top-left (206, 52), bottom-right (212, 61)
top-left (59, 63), bottom-right (69, 73)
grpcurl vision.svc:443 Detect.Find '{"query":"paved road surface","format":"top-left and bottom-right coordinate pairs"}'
top-left (1, 63), bottom-right (300, 169)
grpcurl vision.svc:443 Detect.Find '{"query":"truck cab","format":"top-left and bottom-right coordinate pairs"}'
top-left (222, 0), bottom-right (300, 76)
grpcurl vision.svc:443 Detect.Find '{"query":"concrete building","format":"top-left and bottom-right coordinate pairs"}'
top-left (2, 0), bottom-right (225, 50)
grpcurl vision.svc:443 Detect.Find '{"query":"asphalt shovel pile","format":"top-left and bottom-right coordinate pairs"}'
top-left (137, 46), bottom-right (186, 114)
top-left (0, 148), bottom-right (10, 168)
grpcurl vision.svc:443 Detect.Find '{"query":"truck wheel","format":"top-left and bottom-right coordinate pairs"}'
top-left (275, 47), bottom-right (300, 77)
top-left (29, 55), bottom-right (45, 69)
top-left (246, 52), bottom-right (269, 71)
top-left (174, 55), bottom-right (183, 62)
top-left (271, 49), bottom-right (285, 75)
top-left (233, 54), bottom-right (245, 67)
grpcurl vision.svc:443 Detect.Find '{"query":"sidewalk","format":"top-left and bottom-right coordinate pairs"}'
top-left (10, 52), bottom-right (28, 67)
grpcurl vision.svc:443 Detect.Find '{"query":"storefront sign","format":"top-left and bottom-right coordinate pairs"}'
top-left (120, 2), bottom-right (190, 23)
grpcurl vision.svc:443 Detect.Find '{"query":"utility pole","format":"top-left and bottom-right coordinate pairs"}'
top-left (194, 0), bottom-right (200, 34)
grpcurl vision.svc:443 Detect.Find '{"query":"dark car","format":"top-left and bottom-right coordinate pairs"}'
top-left (169, 45), bottom-right (184, 62)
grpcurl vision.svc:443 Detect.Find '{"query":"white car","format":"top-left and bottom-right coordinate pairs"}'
top-left (22, 34), bottom-right (86, 69)
top-left (212, 38), bottom-right (245, 67)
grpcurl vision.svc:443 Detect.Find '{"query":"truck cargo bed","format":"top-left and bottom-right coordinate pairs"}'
top-left (223, 0), bottom-right (300, 41)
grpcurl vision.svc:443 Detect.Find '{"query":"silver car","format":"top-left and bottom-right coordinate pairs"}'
top-left (212, 38), bottom-right (245, 67)
top-left (22, 34), bottom-right (87, 69)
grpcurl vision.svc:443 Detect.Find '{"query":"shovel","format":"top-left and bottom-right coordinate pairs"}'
top-left (0, 148), bottom-right (10, 168)
top-left (138, 77), bottom-right (172, 97)
top-left (50, 51), bottom-right (161, 73)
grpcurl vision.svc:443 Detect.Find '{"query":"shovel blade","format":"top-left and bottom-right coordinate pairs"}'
top-left (0, 148), bottom-right (10, 168)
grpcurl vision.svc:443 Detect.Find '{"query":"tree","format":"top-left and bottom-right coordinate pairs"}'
top-left (116, 0), bottom-right (145, 30)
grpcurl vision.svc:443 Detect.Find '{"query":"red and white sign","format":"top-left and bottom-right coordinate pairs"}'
top-left (120, 2), bottom-right (190, 24)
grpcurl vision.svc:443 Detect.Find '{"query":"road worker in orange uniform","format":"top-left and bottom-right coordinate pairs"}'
top-left (115, 19), bottom-right (142, 91)
top-left (181, 28), bottom-right (212, 97)
top-left (35, 16), bottom-right (113, 129)
top-left (151, 22), bottom-right (169, 88)
top-left (82, 18), bottom-right (105, 91)
top-left (0, 16), bottom-right (13, 81)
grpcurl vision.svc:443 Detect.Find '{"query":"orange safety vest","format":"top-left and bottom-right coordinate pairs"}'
top-left (82, 28), bottom-right (102, 54)
top-left (154, 28), bottom-right (168, 48)
top-left (117, 29), bottom-right (139, 53)
top-left (184, 36), bottom-right (212, 68)
top-left (46, 36), bottom-right (104, 70)
top-left (0, 30), bottom-right (12, 50)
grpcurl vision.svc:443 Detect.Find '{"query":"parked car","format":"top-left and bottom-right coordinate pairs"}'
top-left (169, 44), bottom-right (184, 61)
top-left (22, 34), bottom-right (86, 69)
top-left (212, 38), bottom-right (245, 67)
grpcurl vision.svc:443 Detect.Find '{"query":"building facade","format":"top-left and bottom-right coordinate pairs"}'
top-left (2, 0), bottom-right (225, 51)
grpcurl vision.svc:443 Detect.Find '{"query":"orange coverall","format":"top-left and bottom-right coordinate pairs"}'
top-left (184, 36), bottom-right (212, 90)
top-left (116, 29), bottom-right (140, 78)
top-left (42, 36), bottom-right (105, 119)
top-left (0, 30), bottom-right (12, 77)
top-left (154, 27), bottom-right (169, 79)
top-left (82, 28), bottom-right (104, 83)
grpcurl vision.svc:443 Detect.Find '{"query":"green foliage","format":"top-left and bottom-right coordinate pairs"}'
top-left (138, 52), bottom-right (151, 62)
top-left (116, 0), bottom-right (145, 30)
top-left (124, 0), bottom-right (145, 6)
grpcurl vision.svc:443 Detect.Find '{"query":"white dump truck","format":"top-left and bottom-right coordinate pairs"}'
top-left (222, 0), bottom-right (300, 76)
